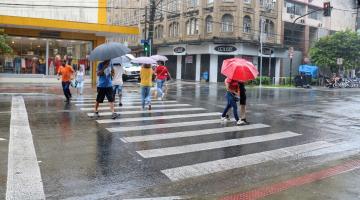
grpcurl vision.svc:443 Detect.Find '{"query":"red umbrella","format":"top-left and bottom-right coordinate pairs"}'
top-left (221, 58), bottom-right (259, 82)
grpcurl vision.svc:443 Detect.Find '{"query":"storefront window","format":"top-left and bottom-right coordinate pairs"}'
top-left (0, 36), bottom-right (92, 76)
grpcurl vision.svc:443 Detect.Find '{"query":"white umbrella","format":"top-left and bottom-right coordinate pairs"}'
top-left (111, 55), bottom-right (131, 65)
top-left (150, 55), bottom-right (168, 62)
top-left (89, 42), bottom-right (131, 61)
top-left (131, 57), bottom-right (157, 65)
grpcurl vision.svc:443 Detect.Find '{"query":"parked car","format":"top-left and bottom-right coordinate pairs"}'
top-left (122, 62), bottom-right (141, 81)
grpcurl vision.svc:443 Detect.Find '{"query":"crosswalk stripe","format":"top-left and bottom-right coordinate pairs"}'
top-left (74, 97), bottom-right (140, 100)
top-left (123, 197), bottom-right (183, 200)
top-left (97, 112), bottom-right (221, 124)
top-left (121, 124), bottom-right (270, 143)
top-left (87, 108), bottom-right (206, 117)
top-left (161, 141), bottom-right (333, 181)
top-left (71, 99), bottom-right (163, 103)
top-left (75, 101), bottom-right (177, 106)
top-left (107, 119), bottom-right (223, 132)
top-left (137, 131), bottom-right (301, 158)
top-left (81, 104), bottom-right (191, 111)
top-left (0, 138), bottom-right (6, 141)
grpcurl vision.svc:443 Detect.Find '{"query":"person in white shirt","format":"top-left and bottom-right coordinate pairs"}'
top-left (76, 65), bottom-right (85, 95)
top-left (112, 62), bottom-right (124, 106)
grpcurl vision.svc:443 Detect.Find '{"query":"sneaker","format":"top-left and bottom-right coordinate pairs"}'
top-left (119, 102), bottom-right (123, 107)
top-left (148, 104), bottom-right (152, 110)
top-left (221, 114), bottom-right (230, 121)
top-left (161, 93), bottom-right (165, 100)
top-left (93, 112), bottom-right (100, 118)
top-left (237, 119), bottom-right (250, 126)
top-left (111, 113), bottom-right (119, 119)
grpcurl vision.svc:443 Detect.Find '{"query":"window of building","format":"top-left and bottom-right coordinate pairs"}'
top-left (243, 15), bottom-right (252, 33)
top-left (205, 15), bottom-right (213, 33)
top-left (221, 14), bottom-right (234, 32)
top-left (155, 25), bottom-right (164, 39)
top-left (284, 1), bottom-right (305, 16)
top-left (169, 0), bottom-right (179, 12)
top-left (186, 18), bottom-right (199, 35)
top-left (308, 7), bottom-right (322, 20)
top-left (244, 0), bottom-right (251, 4)
top-left (169, 22), bottom-right (180, 37)
top-left (261, 19), bottom-right (275, 37)
top-left (188, 0), bottom-right (198, 8)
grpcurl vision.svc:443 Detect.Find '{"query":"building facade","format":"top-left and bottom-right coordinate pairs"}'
top-left (282, 0), bottom-right (357, 77)
top-left (106, 0), bottom-right (357, 83)
top-left (0, 0), bottom-right (138, 83)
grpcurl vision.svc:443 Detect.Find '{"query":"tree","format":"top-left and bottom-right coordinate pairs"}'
top-left (309, 30), bottom-right (360, 73)
top-left (0, 34), bottom-right (13, 54)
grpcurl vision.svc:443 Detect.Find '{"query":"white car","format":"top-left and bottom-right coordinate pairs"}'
top-left (122, 62), bottom-right (141, 81)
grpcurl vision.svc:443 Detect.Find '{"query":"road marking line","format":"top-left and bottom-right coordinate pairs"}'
top-left (81, 104), bottom-right (191, 111)
top-left (161, 141), bottom-right (333, 182)
top-left (75, 100), bottom-right (177, 106)
top-left (121, 124), bottom-right (270, 143)
top-left (137, 131), bottom-right (300, 158)
top-left (123, 196), bottom-right (184, 200)
top-left (220, 159), bottom-right (360, 200)
top-left (107, 119), bottom-right (223, 132)
top-left (87, 108), bottom-right (206, 117)
top-left (0, 138), bottom-right (6, 141)
top-left (74, 97), bottom-right (140, 100)
top-left (6, 96), bottom-right (45, 200)
top-left (72, 99), bottom-right (165, 103)
top-left (97, 112), bottom-right (221, 124)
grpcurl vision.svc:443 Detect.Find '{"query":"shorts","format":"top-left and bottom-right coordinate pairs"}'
top-left (96, 87), bottom-right (114, 103)
top-left (113, 85), bottom-right (123, 95)
top-left (238, 82), bottom-right (247, 105)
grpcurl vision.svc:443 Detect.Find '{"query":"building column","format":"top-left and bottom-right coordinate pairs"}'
top-left (45, 40), bottom-right (49, 76)
top-left (195, 54), bottom-right (201, 81)
top-left (209, 54), bottom-right (218, 83)
top-left (304, 25), bottom-right (310, 56)
top-left (275, 58), bottom-right (281, 85)
top-left (176, 55), bottom-right (182, 80)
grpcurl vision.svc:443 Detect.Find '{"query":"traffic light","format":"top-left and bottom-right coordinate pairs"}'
top-left (323, 2), bottom-right (331, 17)
top-left (143, 41), bottom-right (150, 55)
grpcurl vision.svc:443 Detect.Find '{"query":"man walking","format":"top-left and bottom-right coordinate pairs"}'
top-left (93, 60), bottom-right (119, 119)
top-left (111, 62), bottom-right (124, 106)
top-left (57, 60), bottom-right (74, 103)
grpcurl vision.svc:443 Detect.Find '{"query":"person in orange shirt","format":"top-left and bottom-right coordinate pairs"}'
top-left (57, 60), bottom-right (75, 103)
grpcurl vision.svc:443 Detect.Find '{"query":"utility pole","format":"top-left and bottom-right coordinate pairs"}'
top-left (147, 0), bottom-right (157, 56)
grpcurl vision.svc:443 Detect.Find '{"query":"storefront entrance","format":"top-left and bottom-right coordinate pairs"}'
top-left (0, 36), bottom-right (92, 76)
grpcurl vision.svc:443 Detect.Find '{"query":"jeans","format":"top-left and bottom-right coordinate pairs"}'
top-left (156, 79), bottom-right (165, 97)
top-left (141, 86), bottom-right (151, 108)
top-left (222, 91), bottom-right (239, 121)
top-left (62, 81), bottom-right (72, 100)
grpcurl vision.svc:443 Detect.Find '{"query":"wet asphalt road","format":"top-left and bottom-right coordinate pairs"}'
top-left (1, 81), bottom-right (360, 200)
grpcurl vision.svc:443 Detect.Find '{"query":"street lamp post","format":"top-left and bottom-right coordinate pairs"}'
top-left (259, 0), bottom-right (276, 88)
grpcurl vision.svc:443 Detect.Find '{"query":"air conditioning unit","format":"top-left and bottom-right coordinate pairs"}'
top-left (300, 19), bottom-right (305, 24)
top-left (290, 14), bottom-right (295, 19)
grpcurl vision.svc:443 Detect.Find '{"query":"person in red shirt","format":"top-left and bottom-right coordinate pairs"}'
top-left (221, 78), bottom-right (242, 125)
top-left (155, 61), bottom-right (169, 100)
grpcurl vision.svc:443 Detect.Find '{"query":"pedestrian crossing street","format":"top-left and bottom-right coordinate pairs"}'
top-left (73, 95), bottom-right (335, 182)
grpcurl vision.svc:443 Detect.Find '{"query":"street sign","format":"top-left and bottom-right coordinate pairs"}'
top-left (288, 47), bottom-right (294, 58)
top-left (337, 58), bottom-right (343, 65)
top-left (141, 39), bottom-right (148, 44)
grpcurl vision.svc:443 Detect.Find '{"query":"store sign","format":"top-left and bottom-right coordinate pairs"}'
top-left (185, 55), bottom-right (193, 64)
top-left (39, 31), bottom-right (61, 38)
top-left (173, 46), bottom-right (186, 55)
top-left (214, 45), bottom-right (237, 53)
top-left (259, 48), bottom-right (274, 55)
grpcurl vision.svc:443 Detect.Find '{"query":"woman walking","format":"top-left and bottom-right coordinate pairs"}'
top-left (221, 77), bottom-right (242, 125)
top-left (155, 61), bottom-right (169, 100)
top-left (75, 65), bottom-right (85, 96)
top-left (140, 64), bottom-right (153, 110)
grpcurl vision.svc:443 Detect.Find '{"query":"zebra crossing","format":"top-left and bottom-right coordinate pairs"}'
top-left (73, 94), bottom-right (334, 183)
